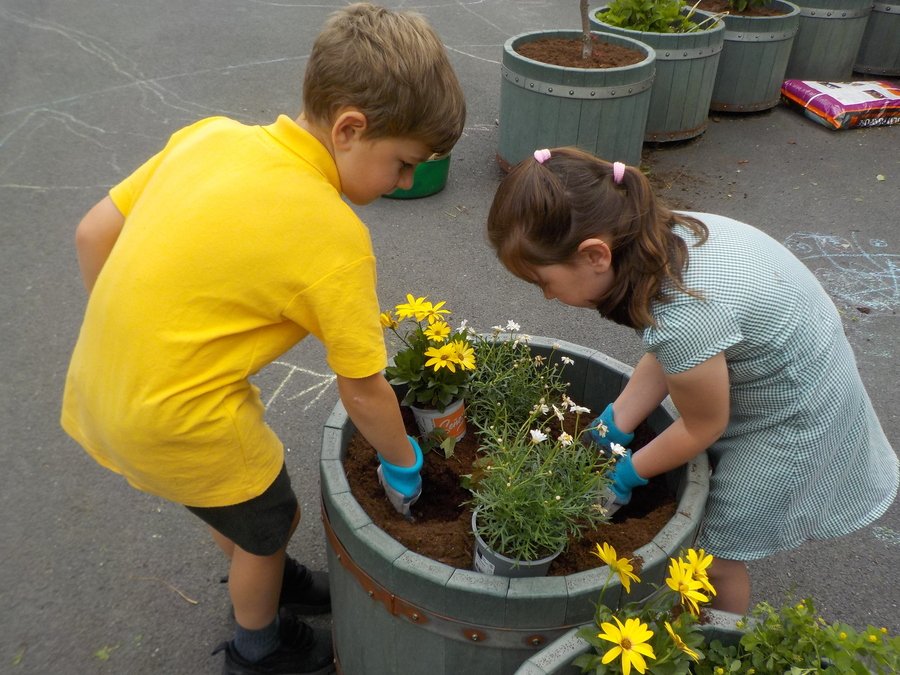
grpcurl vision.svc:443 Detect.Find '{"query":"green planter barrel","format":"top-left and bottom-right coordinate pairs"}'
top-left (785, 0), bottom-right (874, 80)
top-left (513, 609), bottom-right (744, 674)
top-left (591, 7), bottom-right (725, 141)
top-left (711, 0), bottom-right (801, 112)
top-left (321, 337), bottom-right (710, 675)
top-left (854, 2), bottom-right (900, 75)
top-left (497, 31), bottom-right (655, 169)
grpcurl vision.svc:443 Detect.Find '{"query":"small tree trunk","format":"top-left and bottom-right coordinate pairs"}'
top-left (580, 0), bottom-right (592, 59)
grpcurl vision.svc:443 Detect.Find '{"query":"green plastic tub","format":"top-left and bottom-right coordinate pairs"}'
top-left (384, 154), bottom-right (451, 199)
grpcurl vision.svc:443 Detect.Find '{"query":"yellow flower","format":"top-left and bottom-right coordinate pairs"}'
top-left (423, 300), bottom-right (451, 324)
top-left (450, 339), bottom-right (476, 370)
top-left (665, 559), bottom-right (708, 615)
top-left (424, 321), bottom-right (451, 343)
top-left (395, 294), bottom-right (432, 321)
top-left (683, 548), bottom-right (716, 597)
top-left (664, 621), bottom-right (699, 662)
top-left (379, 311), bottom-right (398, 329)
top-left (594, 543), bottom-right (640, 594)
top-left (597, 616), bottom-right (655, 675)
top-left (423, 344), bottom-right (458, 372)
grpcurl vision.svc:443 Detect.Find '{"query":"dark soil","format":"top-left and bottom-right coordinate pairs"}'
top-left (343, 407), bottom-right (676, 576)
top-left (516, 36), bottom-right (645, 69)
top-left (697, 0), bottom-right (788, 16)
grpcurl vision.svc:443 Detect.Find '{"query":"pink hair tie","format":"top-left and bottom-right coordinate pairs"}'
top-left (533, 148), bottom-right (552, 164)
top-left (613, 161), bottom-right (626, 184)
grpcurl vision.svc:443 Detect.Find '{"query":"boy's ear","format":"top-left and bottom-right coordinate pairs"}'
top-left (331, 109), bottom-right (368, 151)
top-left (577, 238), bottom-right (612, 272)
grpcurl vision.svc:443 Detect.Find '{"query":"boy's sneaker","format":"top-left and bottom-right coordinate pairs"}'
top-left (215, 611), bottom-right (335, 675)
top-left (280, 558), bottom-right (331, 615)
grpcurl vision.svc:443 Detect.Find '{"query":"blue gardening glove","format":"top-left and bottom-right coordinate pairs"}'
top-left (584, 403), bottom-right (635, 453)
top-left (376, 435), bottom-right (423, 518)
top-left (599, 449), bottom-right (649, 515)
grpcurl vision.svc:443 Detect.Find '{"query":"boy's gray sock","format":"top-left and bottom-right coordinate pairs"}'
top-left (233, 615), bottom-right (280, 663)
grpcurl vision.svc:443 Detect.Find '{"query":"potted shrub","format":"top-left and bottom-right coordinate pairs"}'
top-left (516, 544), bottom-right (900, 674)
top-left (497, 2), bottom-right (657, 168)
top-left (320, 332), bottom-right (710, 674)
top-left (697, 0), bottom-right (802, 112)
top-left (590, 0), bottom-right (726, 141)
top-left (382, 293), bottom-right (477, 441)
top-left (465, 333), bottom-right (615, 576)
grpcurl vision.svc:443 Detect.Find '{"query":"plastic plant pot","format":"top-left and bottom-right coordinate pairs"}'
top-left (384, 154), bottom-right (451, 199)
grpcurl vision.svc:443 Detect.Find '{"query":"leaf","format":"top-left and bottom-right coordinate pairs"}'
top-left (94, 645), bottom-right (119, 662)
top-left (876, 174), bottom-right (886, 181)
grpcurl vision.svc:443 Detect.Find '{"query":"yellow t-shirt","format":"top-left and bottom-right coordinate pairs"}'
top-left (61, 116), bottom-right (386, 507)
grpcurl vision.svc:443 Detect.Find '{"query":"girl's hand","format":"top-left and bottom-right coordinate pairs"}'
top-left (585, 403), bottom-right (634, 451)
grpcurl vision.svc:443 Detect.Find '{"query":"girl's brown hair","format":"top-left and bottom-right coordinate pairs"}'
top-left (486, 147), bottom-right (708, 329)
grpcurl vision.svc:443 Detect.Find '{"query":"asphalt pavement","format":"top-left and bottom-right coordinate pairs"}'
top-left (2, 1), bottom-right (898, 673)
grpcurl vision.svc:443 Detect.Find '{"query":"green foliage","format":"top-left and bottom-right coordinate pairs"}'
top-left (465, 330), bottom-right (568, 435)
top-left (464, 328), bottom-right (613, 562)
top-left (694, 599), bottom-right (900, 675)
top-left (598, 0), bottom-right (714, 34)
top-left (466, 401), bottom-right (612, 561)
top-left (728, 0), bottom-right (775, 12)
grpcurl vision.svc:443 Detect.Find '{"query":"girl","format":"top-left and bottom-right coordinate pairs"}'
top-left (486, 146), bottom-right (897, 613)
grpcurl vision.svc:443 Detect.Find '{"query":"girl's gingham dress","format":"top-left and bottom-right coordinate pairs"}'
top-left (643, 212), bottom-right (897, 561)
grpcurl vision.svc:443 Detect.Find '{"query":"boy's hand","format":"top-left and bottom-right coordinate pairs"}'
top-left (377, 436), bottom-right (424, 519)
top-left (584, 403), bottom-right (634, 452)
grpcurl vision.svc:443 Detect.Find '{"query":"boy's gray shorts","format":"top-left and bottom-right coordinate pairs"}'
top-left (186, 463), bottom-right (298, 556)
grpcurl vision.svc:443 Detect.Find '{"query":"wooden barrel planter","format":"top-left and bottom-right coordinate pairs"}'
top-left (709, 0), bottom-right (802, 112)
top-left (497, 31), bottom-right (656, 169)
top-left (591, 7), bottom-right (725, 141)
top-left (320, 337), bottom-right (709, 675)
top-left (513, 609), bottom-right (744, 674)
top-left (785, 0), bottom-right (874, 80)
top-left (854, 1), bottom-right (900, 76)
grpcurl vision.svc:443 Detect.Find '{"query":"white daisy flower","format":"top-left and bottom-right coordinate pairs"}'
top-left (505, 320), bottom-right (520, 331)
top-left (610, 442), bottom-right (627, 457)
top-left (570, 404), bottom-right (592, 415)
top-left (561, 356), bottom-right (575, 365)
top-left (530, 429), bottom-right (548, 444)
top-left (558, 432), bottom-right (574, 446)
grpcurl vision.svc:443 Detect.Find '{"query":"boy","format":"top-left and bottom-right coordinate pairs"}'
top-left (60, 4), bottom-right (466, 674)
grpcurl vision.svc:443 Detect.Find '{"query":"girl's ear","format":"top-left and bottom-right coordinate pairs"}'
top-left (331, 109), bottom-right (368, 151)
top-left (577, 238), bottom-right (612, 272)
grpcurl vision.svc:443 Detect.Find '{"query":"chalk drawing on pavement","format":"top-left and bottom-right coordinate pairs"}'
top-left (871, 526), bottom-right (900, 548)
top-left (262, 361), bottom-right (335, 411)
top-left (784, 233), bottom-right (899, 312)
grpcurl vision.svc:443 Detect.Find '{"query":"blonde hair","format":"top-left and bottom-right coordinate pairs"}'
top-left (302, 3), bottom-right (466, 156)
top-left (486, 147), bottom-right (708, 329)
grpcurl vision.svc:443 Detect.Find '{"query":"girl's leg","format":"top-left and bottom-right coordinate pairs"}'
top-left (708, 557), bottom-right (751, 614)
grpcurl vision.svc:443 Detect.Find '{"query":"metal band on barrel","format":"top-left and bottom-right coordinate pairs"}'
top-left (501, 64), bottom-right (654, 100)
